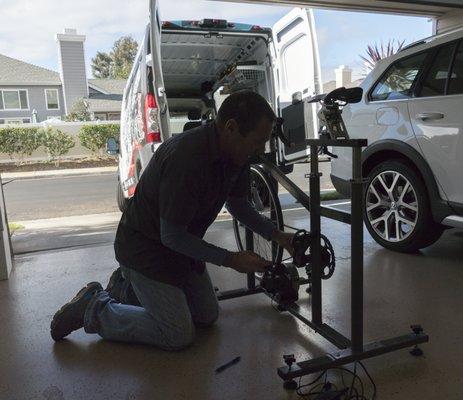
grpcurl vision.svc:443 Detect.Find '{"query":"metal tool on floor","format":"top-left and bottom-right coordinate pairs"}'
top-left (216, 87), bottom-right (428, 389)
top-left (215, 356), bottom-right (241, 373)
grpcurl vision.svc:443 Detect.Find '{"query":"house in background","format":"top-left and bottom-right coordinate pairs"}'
top-left (0, 29), bottom-right (125, 124)
top-left (322, 65), bottom-right (364, 93)
top-left (0, 54), bottom-right (63, 124)
top-left (87, 79), bottom-right (126, 121)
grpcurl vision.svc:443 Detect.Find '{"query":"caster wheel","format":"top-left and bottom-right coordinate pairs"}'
top-left (283, 380), bottom-right (298, 390)
top-left (410, 347), bottom-right (424, 357)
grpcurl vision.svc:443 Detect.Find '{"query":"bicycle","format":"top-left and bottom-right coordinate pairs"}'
top-left (232, 86), bottom-right (363, 265)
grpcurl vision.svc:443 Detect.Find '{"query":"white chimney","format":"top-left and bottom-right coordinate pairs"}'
top-left (56, 28), bottom-right (88, 114)
top-left (335, 65), bottom-right (352, 88)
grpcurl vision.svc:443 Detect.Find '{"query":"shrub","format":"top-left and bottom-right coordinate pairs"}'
top-left (40, 127), bottom-right (75, 166)
top-left (78, 123), bottom-right (120, 156)
top-left (64, 98), bottom-right (92, 122)
top-left (0, 126), bottom-right (43, 165)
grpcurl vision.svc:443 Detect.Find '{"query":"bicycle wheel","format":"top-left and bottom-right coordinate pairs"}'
top-left (233, 164), bottom-right (284, 264)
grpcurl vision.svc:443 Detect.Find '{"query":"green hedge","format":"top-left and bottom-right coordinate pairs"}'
top-left (0, 126), bottom-right (42, 164)
top-left (0, 123), bottom-right (120, 164)
top-left (0, 126), bottom-right (75, 165)
top-left (40, 127), bottom-right (75, 166)
top-left (78, 123), bottom-right (120, 155)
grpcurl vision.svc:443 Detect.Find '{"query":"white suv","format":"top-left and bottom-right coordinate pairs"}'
top-left (331, 27), bottom-right (463, 252)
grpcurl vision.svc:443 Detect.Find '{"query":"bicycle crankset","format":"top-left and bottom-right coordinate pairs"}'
top-left (292, 229), bottom-right (336, 280)
top-left (259, 230), bottom-right (336, 306)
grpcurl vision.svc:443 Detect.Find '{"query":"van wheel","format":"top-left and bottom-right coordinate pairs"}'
top-left (364, 160), bottom-right (444, 252)
top-left (117, 180), bottom-right (129, 212)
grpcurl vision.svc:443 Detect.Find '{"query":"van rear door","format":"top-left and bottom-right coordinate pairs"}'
top-left (149, 0), bottom-right (170, 140)
top-left (272, 8), bottom-right (322, 163)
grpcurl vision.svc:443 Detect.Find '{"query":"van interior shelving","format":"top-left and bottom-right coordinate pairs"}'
top-left (160, 30), bottom-right (274, 113)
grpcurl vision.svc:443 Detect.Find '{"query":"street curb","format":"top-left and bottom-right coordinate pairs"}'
top-left (1, 166), bottom-right (118, 180)
top-left (14, 212), bottom-right (123, 231)
top-left (2, 158), bottom-right (331, 180)
top-left (11, 192), bottom-right (343, 232)
top-left (14, 209), bottom-right (233, 231)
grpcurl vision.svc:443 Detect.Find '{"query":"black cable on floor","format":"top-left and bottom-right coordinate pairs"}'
top-left (358, 361), bottom-right (377, 400)
top-left (295, 361), bottom-right (377, 400)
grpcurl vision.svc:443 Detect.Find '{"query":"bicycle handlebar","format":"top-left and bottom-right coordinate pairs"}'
top-left (271, 87), bottom-right (364, 151)
top-left (306, 86), bottom-right (363, 105)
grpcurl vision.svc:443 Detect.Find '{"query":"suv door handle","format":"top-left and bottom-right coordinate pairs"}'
top-left (416, 112), bottom-right (444, 121)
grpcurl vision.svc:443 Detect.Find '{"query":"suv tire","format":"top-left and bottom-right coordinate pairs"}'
top-left (364, 160), bottom-right (444, 252)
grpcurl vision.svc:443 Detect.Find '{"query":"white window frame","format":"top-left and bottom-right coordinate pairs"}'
top-left (2, 118), bottom-right (31, 124)
top-left (44, 89), bottom-right (60, 110)
top-left (46, 115), bottom-right (62, 120)
top-left (108, 113), bottom-right (120, 120)
top-left (94, 113), bottom-right (108, 121)
top-left (0, 89), bottom-right (30, 111)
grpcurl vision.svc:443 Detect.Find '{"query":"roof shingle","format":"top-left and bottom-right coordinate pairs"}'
top-left (0, 54), bottom-right (61, 85)
top-left (88, 79), bottom-right (126, 95)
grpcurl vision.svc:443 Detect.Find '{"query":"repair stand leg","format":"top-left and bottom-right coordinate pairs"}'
top-left (270, 174), bottom-right (278, 262)
top-left (310, 146), bottom-right (322, 325)
top-left (245, 227), bottom-right (256, 289)
top-left (351, 146), bottom-right (364, 352)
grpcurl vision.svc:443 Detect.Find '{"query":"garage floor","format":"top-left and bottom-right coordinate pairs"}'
top-left (1, 209), bottom-right (463, 400)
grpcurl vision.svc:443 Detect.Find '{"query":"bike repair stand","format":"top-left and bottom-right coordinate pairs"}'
top-left (216, 138), bottom-right (428, 389)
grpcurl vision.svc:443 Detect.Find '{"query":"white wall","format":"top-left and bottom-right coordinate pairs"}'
top-left (434, 9), bottom-right (463, 34)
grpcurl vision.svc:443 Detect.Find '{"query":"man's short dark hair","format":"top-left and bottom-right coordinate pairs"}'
top-left (216, 90), bottom-right (276, 135)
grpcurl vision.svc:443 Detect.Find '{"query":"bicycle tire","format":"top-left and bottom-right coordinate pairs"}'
top-left (232, 164), bottom-right (284, 264)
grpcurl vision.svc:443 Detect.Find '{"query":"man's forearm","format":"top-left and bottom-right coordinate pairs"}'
top-left (160, 218), bottom-right (229, 266)
top-left (225, 197), bottom-right (276, 241)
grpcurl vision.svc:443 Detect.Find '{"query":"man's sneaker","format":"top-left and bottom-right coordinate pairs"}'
top-left (50, 282), bottom-right (103, 341)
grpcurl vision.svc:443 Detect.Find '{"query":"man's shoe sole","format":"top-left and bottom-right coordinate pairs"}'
top-left (50, 282), bottom-right (102, 341)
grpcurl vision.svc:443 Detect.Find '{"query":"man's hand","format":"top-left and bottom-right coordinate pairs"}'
top-left (223, 251), bottom-right (272, 274)
top-left (271, 230), bottom-right (295, 256)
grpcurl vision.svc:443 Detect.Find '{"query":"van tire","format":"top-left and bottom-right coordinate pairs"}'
top-left (117, 180), bottom-right (129, 213)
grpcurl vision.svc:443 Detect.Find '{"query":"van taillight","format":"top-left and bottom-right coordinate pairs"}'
top-left (144, 93), bottom-right (161, 143)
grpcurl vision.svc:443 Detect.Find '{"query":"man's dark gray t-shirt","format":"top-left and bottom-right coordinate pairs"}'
top-left (114, 122), bottom-right (249, 288)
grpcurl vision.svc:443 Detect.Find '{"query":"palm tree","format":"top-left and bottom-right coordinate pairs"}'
top-left (360, 39), bottom-right (405, 74)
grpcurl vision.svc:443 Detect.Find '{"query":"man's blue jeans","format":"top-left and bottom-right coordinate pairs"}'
top-left (83, 265), bottom-right (219, 350)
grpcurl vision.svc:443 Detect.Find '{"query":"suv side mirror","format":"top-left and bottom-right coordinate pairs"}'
top-left (106, 137), bottom-right (119, 155)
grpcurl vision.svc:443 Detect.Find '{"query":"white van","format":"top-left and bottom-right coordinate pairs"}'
top-left (114, 2), bottom-right (322, 211)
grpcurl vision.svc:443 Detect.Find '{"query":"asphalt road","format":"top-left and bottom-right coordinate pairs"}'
top-left (4, 172), bottom-right (120, 221)
top-left (4, 162), bottom-right (333, 222)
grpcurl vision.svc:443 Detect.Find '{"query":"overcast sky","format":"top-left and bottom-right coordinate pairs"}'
top-left (0, 0), bottom-right (432, 82)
